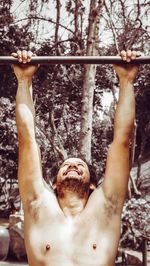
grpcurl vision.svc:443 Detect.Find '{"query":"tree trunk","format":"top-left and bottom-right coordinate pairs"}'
top-left (128, 121), bottom-right (141, 197)
top-left (49, 109), bottom-right (68, 161)
top-left (55, 0), bottom-right (61, 55)
top-left (79, 0), bottom-right (103, 163)
top-left (136, 134), bottom-right (146, 187)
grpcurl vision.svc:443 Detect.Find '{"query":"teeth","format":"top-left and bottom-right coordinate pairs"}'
top-left (68, 170), bottom-right (77, 174)
top-left (67, 170), bottom-right (78, 175)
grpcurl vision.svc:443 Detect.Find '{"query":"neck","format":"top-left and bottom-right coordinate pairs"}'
top-left (58, 192), bottom-right (88, 217)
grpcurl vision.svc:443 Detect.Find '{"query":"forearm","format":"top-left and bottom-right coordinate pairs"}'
top-left (113, 78), bottom-right (135, 143)
top-left (16, 78), bottom-right (36, 140)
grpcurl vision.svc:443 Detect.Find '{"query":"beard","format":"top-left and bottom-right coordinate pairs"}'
top-left (56, 177), bottom-right (90, 199)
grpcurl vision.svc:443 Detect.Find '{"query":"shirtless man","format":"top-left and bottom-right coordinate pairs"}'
top-left (12, 50), bottom-right (139, 266)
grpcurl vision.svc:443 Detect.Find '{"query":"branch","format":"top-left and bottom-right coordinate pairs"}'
top-left (129, 174), bottom-right (141, 197)
top-left (46, 38), bottom-right (73, 53)
top-left (13, 16), bottom-right (74, 34)
top-left (55, 0), bottom-right (61, 55)
top-left (103, 0), bottom-right (120, 53)
top-left (36, 123), bottom-right (67, 162)
top-left (136, 0), bottom-right (141, 21)
top-left (130, 120), bottom-right (137, 166)
top-left (11, 0), bottom-right (26, 14)
top-left (118, 0), bottom-right (126, 27)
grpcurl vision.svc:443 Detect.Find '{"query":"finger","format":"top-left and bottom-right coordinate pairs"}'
top-left (11, 52), bottom-right (18, 58)
top-left (120, 50), bottom-right (127, 61)
top-left (22, 50), bottom-right (28, 64)
top-left (131, 50), bottom-right (137, 60)
top-left (136, 51), bottom-right (142, 57)
top-left (127, 50), bottom-right (132, 57)
top-left (17, 50), bottom-right (22, 62)
top-left (27, 51), bottom-right (33, 62)
top-left (126, 50), bottom-right (132, 62)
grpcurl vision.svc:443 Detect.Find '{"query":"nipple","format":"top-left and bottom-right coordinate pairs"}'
top-left (93, 243), bottom-right (97, 250)
top-left (46, 244), bottom-right (50, 251)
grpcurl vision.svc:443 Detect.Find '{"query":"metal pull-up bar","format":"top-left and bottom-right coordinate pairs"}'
top-left (0, 55), bottom-right (149, 65)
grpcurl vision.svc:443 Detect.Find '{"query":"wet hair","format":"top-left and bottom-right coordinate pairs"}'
top-left (50, 158), bottom-right (98, 187)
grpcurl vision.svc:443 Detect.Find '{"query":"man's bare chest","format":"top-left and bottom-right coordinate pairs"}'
top-left (24, 208), bottom-right (120, 266)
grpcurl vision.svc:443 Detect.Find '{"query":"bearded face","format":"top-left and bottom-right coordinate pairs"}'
top-left (56, 158), bottom-right (90, 199)
top-left (56, 178), bottom-right (90, 199)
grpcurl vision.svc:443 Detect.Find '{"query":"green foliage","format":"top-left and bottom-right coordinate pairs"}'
top-left (121, 198), bottom-right (150, 250)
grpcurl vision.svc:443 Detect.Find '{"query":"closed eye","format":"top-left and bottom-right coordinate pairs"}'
top-left (62, 163), bottom-right (70, 167)
top-left (77, 163), bottom-right (85, 167)
top-left (61, 162), bottom-right (85, 168)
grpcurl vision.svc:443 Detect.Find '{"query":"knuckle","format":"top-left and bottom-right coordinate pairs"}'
top-left (27, 51), bottom-right (33, 57)
top-left (127, 50), bottom-right (132, 55)
top-left (120, 50), bottom-right (126, 56)
top-left (17, 50), bottom-right (22, 56)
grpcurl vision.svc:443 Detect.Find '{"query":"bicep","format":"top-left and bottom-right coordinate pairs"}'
top-left (102, 140), bottom-right (130, 207)
top-left (18, 139), bottom-right (44, 203)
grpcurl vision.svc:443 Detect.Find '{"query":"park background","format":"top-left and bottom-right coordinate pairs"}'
top-left (0, 0), bottom-right (150, 265)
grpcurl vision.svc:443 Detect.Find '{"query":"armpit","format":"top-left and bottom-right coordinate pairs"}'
top-left (104, 195), bottom-right (119, 219)
top-left (25, 197), bottom-right (43, 222)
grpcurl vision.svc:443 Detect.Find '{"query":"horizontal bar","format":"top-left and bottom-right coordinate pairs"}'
top-left (0, 56), bottom-right (149, 65)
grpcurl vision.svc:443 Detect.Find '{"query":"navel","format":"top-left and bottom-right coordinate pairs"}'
top-left (93, 243), bottom-right (97, 250)
top-left (46, 244), bottom-right (51, 251)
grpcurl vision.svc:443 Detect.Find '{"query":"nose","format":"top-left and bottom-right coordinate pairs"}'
top-left (68, 163), bottom-right (78, 169)
top-left (63, 162), bottom-right (83, 176)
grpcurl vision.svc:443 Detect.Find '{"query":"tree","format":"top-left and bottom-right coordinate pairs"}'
top-left (79, 0), bottom-right (104, 163)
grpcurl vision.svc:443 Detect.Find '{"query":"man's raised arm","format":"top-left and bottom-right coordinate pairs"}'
top-left (102, 50), bottom-right (139, 211)
top-left (12, 50), bottom-right (44, 205)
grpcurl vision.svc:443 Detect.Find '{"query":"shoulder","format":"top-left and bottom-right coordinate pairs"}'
top-left (23, 187), bottom-right (61, 221)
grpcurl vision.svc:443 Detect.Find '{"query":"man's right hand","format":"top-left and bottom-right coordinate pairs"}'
top-left (113, 50), bottom-right (139, 83)
top-left (12, 50), bottom-right (38, 81)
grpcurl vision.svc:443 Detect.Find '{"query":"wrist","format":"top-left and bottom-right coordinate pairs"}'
top-left (119, 77), bottom-right (134, 86)
top-left (18, 77), bottom-right (32, 85)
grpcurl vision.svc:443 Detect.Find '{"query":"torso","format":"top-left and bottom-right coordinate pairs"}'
top-left (24, 187), bottom-right (121, 266)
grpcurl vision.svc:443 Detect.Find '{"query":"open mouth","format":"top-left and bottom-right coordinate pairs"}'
top-left (63, 168), bottom-right (81, 176)
top-left (67, 170), bottom-right (79, 175)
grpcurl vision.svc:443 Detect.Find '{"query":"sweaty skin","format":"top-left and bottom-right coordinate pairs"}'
top-left (12, 49), bottom-right (139, 266)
